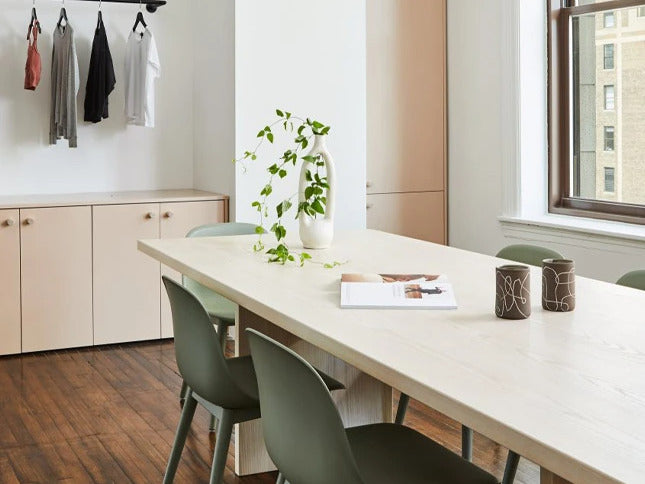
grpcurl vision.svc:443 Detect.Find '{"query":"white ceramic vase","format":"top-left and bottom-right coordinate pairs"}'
top-left (298, 135), bottom-right (336, 249)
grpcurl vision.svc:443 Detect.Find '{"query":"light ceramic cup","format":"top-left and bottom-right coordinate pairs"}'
top-left (542, 259), bottom-right (576, 312)
top-left (495, 265), bottom-right (531, 320)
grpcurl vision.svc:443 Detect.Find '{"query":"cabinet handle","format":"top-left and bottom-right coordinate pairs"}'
top-left (366, 181), bottom-right (373, 188)
top-left (145, 212), bottom-right (156, 220)
top-left (24, 218), bottom-right (35, 225)
top-left (4, 219), bottom-right (15, 227)
top-left (164, 211), bottom-right (174, 219)
top-left (366, 203), bottom-right (373, 210)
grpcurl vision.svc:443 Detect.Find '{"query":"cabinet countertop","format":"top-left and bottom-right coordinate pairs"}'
top-left (0, 189), bottom-right (228, 210)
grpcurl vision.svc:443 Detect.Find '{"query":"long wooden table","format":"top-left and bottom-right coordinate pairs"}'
top-left (139, 230), bottom-right (645, 484)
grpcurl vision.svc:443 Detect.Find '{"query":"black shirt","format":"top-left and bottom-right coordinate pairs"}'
top-left (84, 15), bottom-right (116, 123)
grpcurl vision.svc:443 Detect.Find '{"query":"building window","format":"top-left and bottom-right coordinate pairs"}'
top-left (604, 167), bottom-right (615, 192)
top-left (548, 1), bottom-right (645, 223)
top-left (604, 126), bottom-right (615, 151)
top-left (604, 85), bottom-right (615, 110)
top-left (604, 44), bottom-right (615, 69)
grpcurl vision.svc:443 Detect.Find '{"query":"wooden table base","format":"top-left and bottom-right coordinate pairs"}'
top-left (541, 468), bottom-right (574, 484)
top-left (234, 306), bottom-right (393, 476)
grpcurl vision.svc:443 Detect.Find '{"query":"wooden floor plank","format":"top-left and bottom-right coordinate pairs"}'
top-left (0, 340), bottom-right (540, 483)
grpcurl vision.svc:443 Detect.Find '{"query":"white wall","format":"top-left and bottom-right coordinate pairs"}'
top-left (448, 0), bottom-right (645, 282)
top-left (0, 0), bottom-right (194, 195)
top-left (233, 0), bottom-right (367, 231)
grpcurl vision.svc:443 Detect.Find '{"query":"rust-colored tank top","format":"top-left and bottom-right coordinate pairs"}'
top-left (24, 24), bottom-right (42, 91)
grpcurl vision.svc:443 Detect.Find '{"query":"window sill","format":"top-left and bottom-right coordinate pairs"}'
top-left (498, 213), bottom-right (645, 250)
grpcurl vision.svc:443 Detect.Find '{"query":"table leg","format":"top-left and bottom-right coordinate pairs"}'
top-left (540, 468), bottom-right (573, 484)
top-left (234, 306), bottom-right (393, 476)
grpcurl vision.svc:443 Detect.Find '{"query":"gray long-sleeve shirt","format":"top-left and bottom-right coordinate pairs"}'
top-left (50, 23), bottom-right (80, 148)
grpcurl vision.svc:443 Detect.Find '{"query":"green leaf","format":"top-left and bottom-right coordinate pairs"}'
top-left (257, 130), bottom-right (265, 138)
top-left (255, 225), bottom-right (264, 234)
top-left (267, 133), bottom-right (274, 143)
top-left (278, 169), bottom-right (287, 178)
top-left (276, 109), bottom-right (284, 117)
top-left (302, 155), bottom-right (316, 163)
top-left (305, 186), bottom-right (314, 200)
top-left (286, 112), bottom-right (291, 119)
top-left (301, 139), bottom-right (308, 149)
top-left (311, 199), bottom-right (325, 214)
top-left (305, 170), bottom-right (313, 182)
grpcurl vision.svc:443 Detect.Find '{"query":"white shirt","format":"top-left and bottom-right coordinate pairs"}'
top-left (125, 29), bottom-right (160, 127)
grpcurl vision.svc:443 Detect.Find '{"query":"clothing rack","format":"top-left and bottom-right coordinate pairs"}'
top-left (75, 0), bottom-right (167, 13)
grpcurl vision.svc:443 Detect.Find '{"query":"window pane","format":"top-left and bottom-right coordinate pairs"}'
top-left (571, 8), bottom-right (645, 205)
top-left (604, 167), bottom-right (615, 192)
top-left (639, 6), bottom-right (645, 17)
top-left (604, 85), bottom-right (615, 110)
top-left (604, 44), bottom-right (615, 69)
top-left (604, 12), bottom-right (615, 28)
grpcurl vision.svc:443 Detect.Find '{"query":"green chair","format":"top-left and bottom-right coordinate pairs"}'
top-left (247, 328), bottom-right (500, 484)
top-left (616, 270), bottom-right (645, 290)
top-left (496, 244), bottom-right (564, 267)
top-left (162, 277), bottom-right (343, 484)
top-left (178, 222), bottom-right (259, 431)
top-left (494, 243), bottom-right (564, 484)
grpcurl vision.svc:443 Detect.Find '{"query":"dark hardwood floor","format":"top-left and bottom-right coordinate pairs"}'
top-left (0, 340), bottom-right (539, 483)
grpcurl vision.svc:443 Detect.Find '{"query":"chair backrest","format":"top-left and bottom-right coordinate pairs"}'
top-left (247, 329), bottom-right (364, 484)
top-left (183, 223), bottom-right (260, 316)
top-left (616, 270), bottom-right (645, 290)
top-left (496, 244), bottom-right (564, 267)
top-left (162, 276), bottom-right (256, 409)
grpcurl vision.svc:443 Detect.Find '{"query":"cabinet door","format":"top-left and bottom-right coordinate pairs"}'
top-left (21, 207), bottom-right (93, 352)
top-left (93, 204), bottom-right (161, 345)
top-left (366, 192), bottom-right (445, 245)
top-left (159, 201), bottom-right (227, 338)
top-left (0, 210), bottom-right (21, 355)
top-left (367, 0), bottom-right (445, 194)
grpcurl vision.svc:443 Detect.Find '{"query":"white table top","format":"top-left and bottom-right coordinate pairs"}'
top-left (138, 230), bottom-right (645, 484)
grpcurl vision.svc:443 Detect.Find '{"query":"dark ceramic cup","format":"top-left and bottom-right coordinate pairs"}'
top-left (542, 259), bottom-right (576, 312)
top-left (495, 265), bottom-right (531, 320)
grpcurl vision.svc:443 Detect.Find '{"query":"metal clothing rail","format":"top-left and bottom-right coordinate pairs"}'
top-left (74, 0), bottom-right (167, 13)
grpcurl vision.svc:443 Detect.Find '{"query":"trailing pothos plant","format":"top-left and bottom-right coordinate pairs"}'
top-left (235, 109), bottom-right (342, 268)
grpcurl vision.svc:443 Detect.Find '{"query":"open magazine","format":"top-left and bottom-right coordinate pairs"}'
top-left (340, 274), bottom-right (457, 310)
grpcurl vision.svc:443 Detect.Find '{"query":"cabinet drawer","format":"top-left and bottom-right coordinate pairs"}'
top-left (366, 192), bottom-right (445, 244)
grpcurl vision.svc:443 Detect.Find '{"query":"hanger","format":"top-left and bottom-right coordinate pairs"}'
top-left (97, 0), bottom-right (103, 28)
top-left (132, 0), bottom-right (147, 33)
top-left (57, 0), bottom-right (68, 30)
top-left (27, 0), bottom-right (41, 39)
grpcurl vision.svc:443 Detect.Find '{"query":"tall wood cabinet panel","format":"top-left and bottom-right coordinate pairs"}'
top-left (366, 192), bottom-right (445, 245)
top-left (93, 204), bottom-right (161, 346)
top-left (20, 207), bottom-right (93, 352)
top-left (159, 201), bottom-right (227, 338)
top-left (0, 210), bottom-right (21, 355)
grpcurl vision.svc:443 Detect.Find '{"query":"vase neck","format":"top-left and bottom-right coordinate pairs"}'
top-left (312, 134), bottom-right (327, 151)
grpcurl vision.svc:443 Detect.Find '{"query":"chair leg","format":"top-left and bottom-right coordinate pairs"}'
top-left (209, 415), bottom-right (217, 433)
top-left (179, 380), bottom-right (188, 405)
top-left (216, 321), bottom-right (228, 353)
top-left (276, 472), bottom-right (285, 484)
top-left (502, 450), bottom-right (520, 484)
top-left (163, 390), bottom-right (198, 484)
top-left (461, 426), bottom-right (473, 461)
top-left (395, 393), bottom-right (410, 424)
top-left (209, 409), bottom-right (234, 484)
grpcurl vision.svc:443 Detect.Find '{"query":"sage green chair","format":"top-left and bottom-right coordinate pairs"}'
top-left (178, 222), bottom-right (259, 431)
top-left (162, 277), bottom-right (343, 484)
top-left (616, 270), bottom-right (645, 290)
top-left (496, 244), bottom-right (563, 267)
top-left (494, 243), bottom-right (563, 484)
top-left (247, 328), bottom-right (499, 484)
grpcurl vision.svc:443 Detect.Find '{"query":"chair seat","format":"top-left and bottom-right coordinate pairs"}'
top-left (347, 423), bottom-right (499, 484)
top-left (227, 356), bottom-right (345, 402)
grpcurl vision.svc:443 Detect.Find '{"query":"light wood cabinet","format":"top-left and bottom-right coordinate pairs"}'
top-left (0, 210), bottom-right (21, 355)
top-left (159, 201), bottom-right (227, 338)
top-left (366, 192), bottom-right (445, 245)
top-left (93, 204), bottom-right (162, 345)
top-left (20, 207), bottom-right (93, 352)
top-left (366, 0), bottom-right (447, 243)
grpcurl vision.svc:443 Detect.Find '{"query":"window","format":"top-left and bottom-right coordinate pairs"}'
top-left (604, 126), bottom-right (615, 151)
top-left (603, 44), bottom-right (615, 69)
top-left (604, 167), bottom-right (615, 192)
top-left (604, 85), bottom-right (615, 110)
top-left (548, 0), bottom-right (645, 224)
